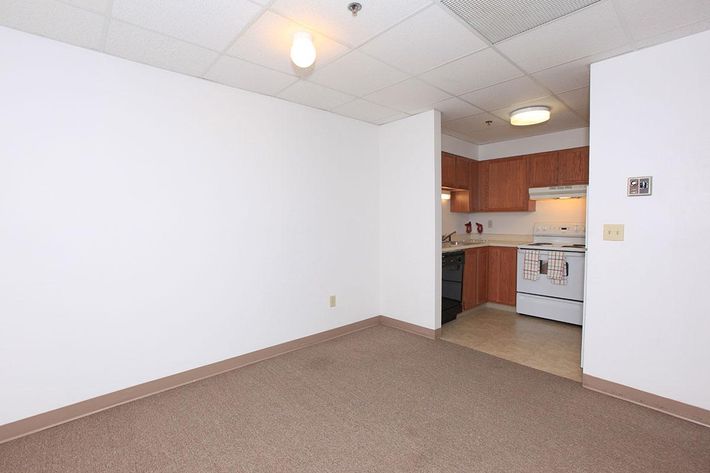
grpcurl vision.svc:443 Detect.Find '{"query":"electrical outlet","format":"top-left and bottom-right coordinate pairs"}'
top-left (329, 295), bottom-right (336, 308)
top-left (603, 224), bottom-right (624, 241)
top-left (487, 220), bottom-right (493, 228)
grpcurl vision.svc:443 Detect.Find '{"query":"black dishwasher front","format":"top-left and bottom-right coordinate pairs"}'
top-left (441, 251), bottom-right (464, 325)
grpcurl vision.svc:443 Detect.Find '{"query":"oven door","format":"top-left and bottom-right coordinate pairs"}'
top-left (516, 249), bottom-right (585, 301)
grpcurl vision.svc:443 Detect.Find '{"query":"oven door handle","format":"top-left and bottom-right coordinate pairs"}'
top-left (565, 262), bottom-right (569, 277)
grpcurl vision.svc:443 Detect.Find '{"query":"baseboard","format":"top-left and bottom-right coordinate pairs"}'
top-left (582, 374), bottom-right (710, 427)
top-left (0, 315), bottom-right (436, 445)
top-left (379, 316), bottom-right (439, 340)
top-left (0, 316), bottom-right (384, 445)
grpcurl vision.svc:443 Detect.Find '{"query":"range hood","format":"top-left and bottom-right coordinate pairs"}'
top-left (529, 185), bottom-right (587, 200)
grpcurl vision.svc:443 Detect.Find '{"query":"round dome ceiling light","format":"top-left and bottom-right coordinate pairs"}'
top-left (290, 32), bottom-right (316, 68)
top-left (510, 106), bottom-right (551, 126)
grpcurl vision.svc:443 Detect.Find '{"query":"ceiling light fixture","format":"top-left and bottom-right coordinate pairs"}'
top-left (510, 106), bottom-right (551, 126)
top-left (290, 32), bottom-right (316, 68)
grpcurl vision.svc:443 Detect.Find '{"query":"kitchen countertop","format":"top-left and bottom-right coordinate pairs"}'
top-left (442, 235), bottom-right (532, 253)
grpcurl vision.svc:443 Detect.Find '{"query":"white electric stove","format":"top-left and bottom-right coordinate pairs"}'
top-left (516, 223), bottom-right (586, 325)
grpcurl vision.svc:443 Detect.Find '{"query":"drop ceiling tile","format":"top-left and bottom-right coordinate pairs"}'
top-left (465, 125), bottom-right (548, 145)
top-left (460, 77), bottom-right (548, 112)
top-left (634, 19), bottom-right (710, 50)
top-left (331, 99), bottom-right (404, 124)
top-left (490, 96), bottom-right (571, 122)
top-left (419, 48), bottom-right (523, 95)
top-left (227, 11), bottom-right (349, 75)
top-left (62, 0), bottom-right (110, 13)
top-left (0, 0), bottom-right (105, 49)
top-left (434, 97), bottom-right (483, 121)
top-left (112, 0), bottom-right (263, 51)
top-left (105, 21), bottom-right (219, 77)
top-left (205, 55), bottom-right (298, 96)
top-left (309, 50), bottom-right (409, 97)
top-left (530, 46), bottom-right (631, 93)
top-left (496, 1), bottom-right (628, 73)
top-left (364, 78), bottom-right (451, 114)
top-left (614, 0), bottom-right (710, 41)
top-left (359, 5), bottom-right (487, 75)
top-left (278, 80), bottom-right (354, 111)
top-left (557, 87), bottom-right (589, 119)
top-left (270, 0), bottom-right (432, 47)
top-left (443, 113), bottom-right (508, 137)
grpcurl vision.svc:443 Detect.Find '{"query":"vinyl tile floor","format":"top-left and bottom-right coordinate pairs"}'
top-left (440, 307), bottom-right (583, 381)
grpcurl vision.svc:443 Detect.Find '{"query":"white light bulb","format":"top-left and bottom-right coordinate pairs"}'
top-left (290, 32), bottom-right (316, 68)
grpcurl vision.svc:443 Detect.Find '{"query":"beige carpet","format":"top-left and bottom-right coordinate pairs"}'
top-left (1, 326), bottom-right (708, 472)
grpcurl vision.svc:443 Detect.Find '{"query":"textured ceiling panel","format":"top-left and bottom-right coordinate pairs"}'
top-left (440, 0), bottom-right (601, 43)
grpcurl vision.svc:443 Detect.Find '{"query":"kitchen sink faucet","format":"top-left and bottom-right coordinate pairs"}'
top-left (442, 231), bottom-right (456, 243)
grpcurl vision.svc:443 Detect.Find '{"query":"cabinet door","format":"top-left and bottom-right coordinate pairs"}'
top-left (475, 247), bottom-right (488, 306)
top-left (487, 247), bottom-right (517, 306)
top-left (442, 152), bottom-right (456, 188)
top-left (454, 157), bottom-right (470, 190)
top-left (486, 157), bottom-right (529, 211)
top-left (468, 159), bottom-right (480, 212)
top-left (477, 160), bottom-right (490, 211)
top-left (558, 147), bottom-right (589, 185)
top-left (527, 151), bottom-right (559, 188)
top-left (462, 248), bottom-right (478, 310)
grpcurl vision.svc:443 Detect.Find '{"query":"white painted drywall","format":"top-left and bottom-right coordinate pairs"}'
top-left (443, 198), bottom-right (587, 236)
top-left (584, 30), bottom-right (710, 409)
top-left (0, 27), bottom-right (382, 425)
top-left (379, 111), bottom-right (442, 330)
top-left (442, 134), bottom-right (478, 159)
top-left (478, 127), bottom-right (589, 160)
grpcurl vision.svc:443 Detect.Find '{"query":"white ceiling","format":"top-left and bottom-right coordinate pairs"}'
top-left (1, 0), bottom-right (709, 144)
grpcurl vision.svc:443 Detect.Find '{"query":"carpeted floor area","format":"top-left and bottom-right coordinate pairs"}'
top-left (1, 326), bottom-right (708, 472)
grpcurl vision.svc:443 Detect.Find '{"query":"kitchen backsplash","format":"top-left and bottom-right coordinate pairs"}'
top-left (442, 197), bottom-right (586, 236)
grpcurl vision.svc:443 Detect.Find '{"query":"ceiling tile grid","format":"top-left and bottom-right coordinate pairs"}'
top-left (2, 0), bottom-right (710, 143)
top-left (0, 0), bottom-right (106, 50)
top-left (358, 4), bottom-right (487, 75)
top-left (105, 20), bottom-right (219, 77)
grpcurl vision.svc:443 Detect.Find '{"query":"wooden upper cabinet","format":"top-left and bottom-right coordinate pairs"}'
top-left (454, 157), bottom-right (470, 190)
top-left (527, 151), bottom-right (559, 188)
top-left (485, 157), bottom-right (531, 211)
top-left (442, 152), bottom-right (456, 188)
top-left (468, 159), bottom-right (480, 212)
top-left (557, 147), bottom-right (589, 185)
top-left (487, 247), bottom-right (517, 306)
top-left (477, 160), bottom-right (490, 211)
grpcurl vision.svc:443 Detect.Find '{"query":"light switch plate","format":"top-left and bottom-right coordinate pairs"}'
top-left (628, 176), bottom-right (652, 196)
top-left (603, 224), bottom-right (624, 241)
top-left (329, 295), bottom-right (336, 308)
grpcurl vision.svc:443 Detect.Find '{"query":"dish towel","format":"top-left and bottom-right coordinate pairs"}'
top-left (547, 251), bottom-right (568, 285)
top-left (522, 250), bottom-right (540, 280)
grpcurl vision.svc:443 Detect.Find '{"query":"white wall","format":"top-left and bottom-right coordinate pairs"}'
top-left (0, 28), bottom-right (382, 425)
top-left (442, 134), bottom-right (478, 159)
top-left (380, 111), bottom-right (442, 329)
top-left (584, 31), bottom-right (710, 409)
top-left (478, 127), bottom-right (589, 160)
